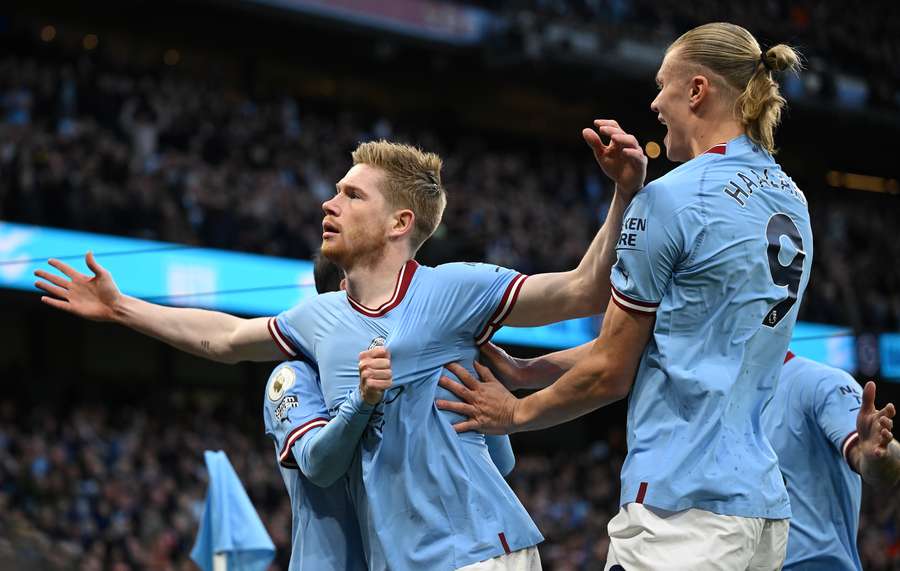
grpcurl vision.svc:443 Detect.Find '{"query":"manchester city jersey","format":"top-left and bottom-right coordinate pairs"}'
top-left (763, 354), bottom-right (862, 570)
top-left (271, 261), bottom-right (542, 571)
top-left (263, 361), bottom-right (368, 571)
top-left (610, 135), bottom-right (812, 518)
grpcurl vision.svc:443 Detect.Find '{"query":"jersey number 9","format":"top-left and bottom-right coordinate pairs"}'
top-left (763, 213), bottom-right (806, 328)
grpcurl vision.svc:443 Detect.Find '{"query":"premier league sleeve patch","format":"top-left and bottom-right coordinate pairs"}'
top-left (268, 366), bottom-right (296, 402)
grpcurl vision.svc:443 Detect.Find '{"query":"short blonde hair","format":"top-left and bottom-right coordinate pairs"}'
top-left (352, 140), bottom-right (446, 253)
top-left (668, 22), bottom-right (802, 154)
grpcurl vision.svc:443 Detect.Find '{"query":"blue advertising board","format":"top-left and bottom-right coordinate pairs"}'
top-left (0, 221), bottom-right (889, 367)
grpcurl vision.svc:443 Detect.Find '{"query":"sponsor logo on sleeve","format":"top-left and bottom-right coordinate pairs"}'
top-left (275, 395), bottom-right (299, 422)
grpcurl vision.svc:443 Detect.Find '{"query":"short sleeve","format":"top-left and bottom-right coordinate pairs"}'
top-left (811, 369), bottom-right (862, 464)
top-left (269, 298), bottom-right (317, 360)
top-left (433, 262), bottom-right (528, 345)
top-left (263, 361), bottom-right (330, 468)
top-left (609, 182), bottom-right (694, 315)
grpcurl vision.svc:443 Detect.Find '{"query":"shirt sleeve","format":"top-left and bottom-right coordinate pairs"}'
top-left (485, 435), bottom-right (516, 476)
top-left (294, 388), bottom-right (376, 487)
top-left (433, 262), bottom-right (528, 345)
top-left (609, 181), bottom-right (696, 315)
top-left (811, 369), bottom-right (863, 465)
top-left (263, 361), bottom-right (331, 469)
top-left (269, 298), bottom-right (317, 360)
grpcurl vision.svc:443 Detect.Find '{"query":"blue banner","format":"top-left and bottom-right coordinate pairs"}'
top-left (0, 221), bottom-right (886, 366)
top-left (881, 334), bottom-right (900, 380)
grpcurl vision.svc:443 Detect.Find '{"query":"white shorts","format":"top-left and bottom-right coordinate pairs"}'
top-left (457, 546), bottom-right (542, 571)
top-left (604, 503), bottom-right (788, 571)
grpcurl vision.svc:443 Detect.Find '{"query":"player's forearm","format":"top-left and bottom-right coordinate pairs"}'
top-left (112, 295), bottom-right (262, 364)
top-left (515, 341), bottom-right (594, 390)
top-left (512, 352), bottom-right (631, 432)
top-left (296, 389), bottom-right (375, 487)
top-left (857, 440), bottom-right (900, 488)
top-left (572, 188), bottom-right (631, 312)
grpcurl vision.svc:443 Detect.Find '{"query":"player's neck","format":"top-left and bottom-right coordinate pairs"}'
top-left (343, 246), bottom-right (411, 308)
top-left (687, 118), bottom-right (744, 159)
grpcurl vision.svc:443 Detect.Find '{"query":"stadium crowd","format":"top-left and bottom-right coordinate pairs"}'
top-left (495, 0), bottom-right (900, 107)
top-left (1, 54), bottom-right (898, 331)
top-left (1, 398), bottom-right (899, 571)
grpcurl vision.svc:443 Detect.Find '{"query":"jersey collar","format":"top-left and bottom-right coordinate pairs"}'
top-left (703, 142), bottom-right (728, 155)
top-left (784, 351), bottom-right (796, 364)
top-left (346, 259), bottom-right (419, 318)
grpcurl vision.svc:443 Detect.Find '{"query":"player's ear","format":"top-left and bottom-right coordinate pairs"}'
top-left (389, 209), bottom-right (415, 240)
top-left (688, 74), bottom-right (710, 110)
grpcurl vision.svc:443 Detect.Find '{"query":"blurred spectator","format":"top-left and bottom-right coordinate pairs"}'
top-left (0, 53), bottom-right (897, 330)
top-left (1, 399), bottom-right (898, 570)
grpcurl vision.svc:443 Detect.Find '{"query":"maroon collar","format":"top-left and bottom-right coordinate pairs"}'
top-left (703, 142), bottom-right (727, 155)
top-left (346, 260), bottom-right (419, 318)
top-left (784, 351), bottom-right (796, 364)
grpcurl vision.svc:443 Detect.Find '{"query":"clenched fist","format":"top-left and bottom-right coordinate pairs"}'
top-left (358, 347), bottom-right (393, 405)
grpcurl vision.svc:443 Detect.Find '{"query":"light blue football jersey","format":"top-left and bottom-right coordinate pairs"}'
top-left (763, 353), bottom-right (862, 570)
top-left (263, 361), bottom-right (368, 571)
top-left (609, 135), bottom-right (812, 518)
top-left (270, 261), bottom-right (542, 571)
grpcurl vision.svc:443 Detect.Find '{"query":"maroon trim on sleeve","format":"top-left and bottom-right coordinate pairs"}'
top-left (475, 274), bottom-right (528, 346)
top-left (278, 417), bottom-right (330, 466)
top-left (268, 317), bottom-right (299, 358)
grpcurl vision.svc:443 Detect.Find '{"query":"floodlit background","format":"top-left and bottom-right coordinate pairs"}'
top-left (1, 1), bottom-right (899, 569)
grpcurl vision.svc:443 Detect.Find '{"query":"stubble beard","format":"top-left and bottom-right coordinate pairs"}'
top-left (321, 225), bottom-right (389, 273)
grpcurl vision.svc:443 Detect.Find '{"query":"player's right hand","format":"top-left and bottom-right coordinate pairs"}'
top-left (479, 343), bottom-right (528, 391)
top-left (358, 347), bottom-right (393, 406)
top-left (34, 252), bottom-right (122, 322)
top-left (582, 119), bottom-right (647, 200)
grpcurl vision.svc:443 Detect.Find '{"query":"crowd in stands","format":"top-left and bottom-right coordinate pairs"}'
top-left (493, 0), bottom-right (900, 107)
top-left (1, 53), bottom-right (898, 331)
top-left (1, 398), bottom-right (899, 571)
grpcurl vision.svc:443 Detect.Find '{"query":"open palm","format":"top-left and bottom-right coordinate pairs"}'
top-left (34, 252), bottom-right (122, 322)
top-left (857, 381), bottom-right (896, 460)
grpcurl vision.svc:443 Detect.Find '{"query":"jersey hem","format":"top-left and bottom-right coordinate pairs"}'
top-left (619, 495), bottom-right (791, 520)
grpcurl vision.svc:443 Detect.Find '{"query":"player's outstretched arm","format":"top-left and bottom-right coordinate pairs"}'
top-left (438, 299), bottom-right (651, 434)
top-left (850, 381), bottom-right (900, 488)
top-left (34, 252), bottom-right (280, 363)
top-left (505, 121), bottom-right (648, 327)
top-left (295, 347), bottom-right (391, 487)
top-left (479, 341), bottom-right (594, 391)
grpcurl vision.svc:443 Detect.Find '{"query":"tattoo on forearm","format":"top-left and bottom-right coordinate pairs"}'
top-left (201, 339), bottom-right (211, 353)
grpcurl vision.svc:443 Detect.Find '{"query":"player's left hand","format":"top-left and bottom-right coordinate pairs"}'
top-left (583, 119), bottom-right (647, 200)
top-left (857, 381), bottom-right (896, 460)
top-left (358, 347), bottom-right (393, 405)
top-left (436, 362), bottom-right (519, 435)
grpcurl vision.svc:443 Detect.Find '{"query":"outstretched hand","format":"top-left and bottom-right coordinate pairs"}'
top-left (857, 381), bottom-right (896, 460)
top-left (583, 119), bottom-right (647, 200)
top-left (34, 252), bottom-right (122, 322)
top-left (435, 361), bottom-right (519, 435)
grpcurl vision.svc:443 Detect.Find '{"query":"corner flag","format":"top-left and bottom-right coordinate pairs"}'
top-left (191, 451), bottom-right (275, 571)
